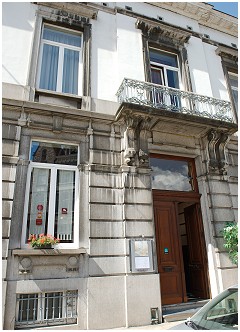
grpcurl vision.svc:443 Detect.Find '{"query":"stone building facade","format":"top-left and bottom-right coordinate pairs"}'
top-left (2, 2), bottom-right (238, 330)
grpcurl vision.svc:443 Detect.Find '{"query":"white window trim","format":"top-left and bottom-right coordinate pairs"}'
top-left (149, 47), bottom-right (183, 90)
top-left (21, 140), bottom-right (80, 249)
top-left (36, 23), bottom-right (83, 96)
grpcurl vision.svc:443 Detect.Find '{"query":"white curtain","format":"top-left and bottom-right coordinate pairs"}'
top-left (43, 27), bottom-right (81, 47)
top-left (39, 44), bottom-right (59, 91)
top-left (62, 49), bottom-right (79, 94)
top-left (56, 170), bottom-right (74, 240)
top-left (28, 168), bottom-right (49, 236)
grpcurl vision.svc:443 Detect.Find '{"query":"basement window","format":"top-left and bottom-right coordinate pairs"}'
top-left (15, 291), bottom-right (78, 329)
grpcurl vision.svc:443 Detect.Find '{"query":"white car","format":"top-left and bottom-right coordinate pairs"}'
top-left (171, 285), bottom-right (238, 330)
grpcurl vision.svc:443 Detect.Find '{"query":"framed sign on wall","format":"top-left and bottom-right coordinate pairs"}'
top-left (130, 239), bottom-right (154, 273)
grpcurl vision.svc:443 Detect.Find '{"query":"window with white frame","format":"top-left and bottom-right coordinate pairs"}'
top-left (228, 71), bottom-right (238, 113)
top-left (149, 48), bottom-right (180, 89)
top-left (15, 291), bottom-right (78, 328)
top-left (37, 24), bottom-right (83, 95)
top-left (149, 48), bottom-right (181, 109)
top-left (22, 141), bottom-right (79, 246)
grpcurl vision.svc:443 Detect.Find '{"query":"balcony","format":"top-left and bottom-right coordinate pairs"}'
top-left (116, 78), bottom-right (234, 123)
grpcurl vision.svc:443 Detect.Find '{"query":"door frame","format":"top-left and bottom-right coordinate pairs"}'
top-left (153, 190), bottom-right (210, 303)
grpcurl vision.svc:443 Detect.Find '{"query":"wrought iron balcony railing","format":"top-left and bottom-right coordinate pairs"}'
top-left (116, 78), bottom-right (234, 123)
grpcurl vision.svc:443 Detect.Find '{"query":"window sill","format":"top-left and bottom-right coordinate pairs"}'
top-left (13, 248), bottom-right (87, 256)
top-left (35, 89), bottom-right (82, 109)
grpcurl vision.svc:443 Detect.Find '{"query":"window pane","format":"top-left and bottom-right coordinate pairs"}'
top-left (39, 44), bottom-right (59, 91)
top-left (27, 168), bottom-right (50, 240)
top-left (229, 73), bottom-right (238, 88)
top-left (43, 27), bottom-right (81, 47)
top-left (31, 141), bottom-right (78, 166)
top-left (232, 88), bottom-right (238, 110)
top-left (44, 293), bottom-right (63, 320)
top-left (55, 170), bottom-right (75, 242)
top-left (18, 294), bottom-right (38, 322)
top-left (151, 67), bottom-right (164, 85)
top-left (150, 158), bottom-right (193, 191)
top-left (150, 49), bottom-right (178, 67)
top-left (62, 49), bottom-right (79, 94)
top-left (167, 69), bottom-right (179, 89)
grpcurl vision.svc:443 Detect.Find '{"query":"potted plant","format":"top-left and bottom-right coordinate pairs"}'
top-left (28, 234), bottom-right (60, 249)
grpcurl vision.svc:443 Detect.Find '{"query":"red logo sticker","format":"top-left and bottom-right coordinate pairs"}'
top-left (37, 204), bottom-right (43, 211)
top-left (36, 219), bottom-right (43, 225)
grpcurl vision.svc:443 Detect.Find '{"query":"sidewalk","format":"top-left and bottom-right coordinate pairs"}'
top-left (113, 321), bottom-right (185, 330)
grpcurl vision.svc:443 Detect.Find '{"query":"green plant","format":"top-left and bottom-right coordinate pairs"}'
top-left (28, 234), bottom-right (60, 248)
top-left (222, 223), bottom-right (238, 265)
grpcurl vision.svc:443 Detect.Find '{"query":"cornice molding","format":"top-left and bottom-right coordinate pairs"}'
top-left (215, 45), bottom-right (238, 62)
top-left (147, 2), bottom-right (237, 37)
top-left (35, 2), bottom-right (98, 19)
top-left (136, 18), bottom-right (192, 46)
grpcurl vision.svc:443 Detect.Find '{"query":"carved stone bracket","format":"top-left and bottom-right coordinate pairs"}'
top-left (121, 112), bottom-right (155, 167)
top-left (207, 129), bottom-right (230, 175)
top-left (136, 19), bottom-right (192, 46)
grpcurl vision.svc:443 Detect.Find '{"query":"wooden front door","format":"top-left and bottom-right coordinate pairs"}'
top-left (153, 199), bottom-right (187, 305)
top-left (184, 204), bottom-right (210, 299)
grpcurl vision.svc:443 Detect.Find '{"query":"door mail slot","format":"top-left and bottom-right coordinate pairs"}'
top-left (163, 266), bottom-right (174, 272)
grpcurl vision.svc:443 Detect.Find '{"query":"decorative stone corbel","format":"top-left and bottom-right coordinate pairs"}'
top-left (207, 129), bottom-right (230, 175)
top-left (216, 132), bottom-right (230, 175)
top-left (138, 116), bottom-right (153, 166)
top-left (123, 114), bottom-right (141, 166)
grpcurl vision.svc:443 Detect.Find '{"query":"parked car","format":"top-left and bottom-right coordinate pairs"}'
top-left (170, 285), bottom-right (238, 330)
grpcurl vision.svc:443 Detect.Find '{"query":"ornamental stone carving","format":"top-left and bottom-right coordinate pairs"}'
top-left (120, 112), bottom-right (154, 167)
top-left (136, 19), bottom-right (192, 46)
top-left (207, 129), bottom-right (230, 175)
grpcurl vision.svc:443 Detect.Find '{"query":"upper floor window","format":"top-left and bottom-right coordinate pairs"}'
top-left (150, 48), bottom-right (180, 89)
top-left (228, 71), bottom-right (238, 113)
top-left (37, 24), bottom-right (83, 95)
top-left (21, 141), bottom-right (79, 248)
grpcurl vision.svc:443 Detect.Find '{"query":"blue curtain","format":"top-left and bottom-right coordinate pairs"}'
top-left (62, 49), bottom-right (79, 94)
top-left (39, 44), bottom-right (59, 91)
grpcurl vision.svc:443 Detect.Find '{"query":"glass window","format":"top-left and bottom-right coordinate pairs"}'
top-left (150, 157), bottom-right (194, 191)
top-left (150, 49), bottom-right (178, 67)
top-left (31, 141), bottom-right (78, 165)
top-left (149, 49), bottom-right (180, 92)
top-left (38, 25), bottom-right (82, 95)
top-left (23, 141), bottom-right (78, 245)
top-left (228, 72), bottom-right (238, 112)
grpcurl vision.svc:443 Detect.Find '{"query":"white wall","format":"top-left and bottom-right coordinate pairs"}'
top-left (186, 36), bottom-right (213, 97)
top-left (202, 43), bottom-right (230, 101)
top-left (2, 2), bottom-right (36, 86)
top-left (91, 11), bottom-right (145, 102)
top-left (91, 10), bottom-right (118, 101)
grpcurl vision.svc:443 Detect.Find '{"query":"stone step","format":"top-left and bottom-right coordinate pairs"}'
top-left (162, 300), bottom-right (209, 323)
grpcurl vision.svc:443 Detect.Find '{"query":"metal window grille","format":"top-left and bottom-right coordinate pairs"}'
top-left (15, 291), bottom-right (78, 329)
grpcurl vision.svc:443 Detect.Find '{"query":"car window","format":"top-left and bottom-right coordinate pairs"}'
top-left (191, 289), bottom-right (238, 330)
